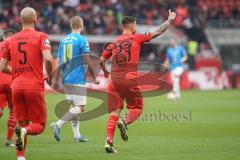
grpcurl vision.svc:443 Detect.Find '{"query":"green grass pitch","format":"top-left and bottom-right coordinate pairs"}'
top-left (0, 90), bottom-right (240, 160)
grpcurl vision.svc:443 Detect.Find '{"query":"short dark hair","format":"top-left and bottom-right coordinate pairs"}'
top-left (122, 16), bottom-right (136, 27)
top-left (3, 29), bottom-right (16, 38)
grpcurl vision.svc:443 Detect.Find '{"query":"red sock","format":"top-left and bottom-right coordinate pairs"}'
top-left (25, 123), bottom-right (45, 135)
top-left (7, 111), bottom-right (17, 140)
top-left (124, 108), bottom-right (142, 125)
top-left (106, 114), bottom-right (119, 142)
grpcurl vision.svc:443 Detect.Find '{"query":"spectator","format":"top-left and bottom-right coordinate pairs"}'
top-left (187, 39), bottom-right (198, 70)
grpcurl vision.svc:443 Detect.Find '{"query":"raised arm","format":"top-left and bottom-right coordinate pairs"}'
top-left (151, 10), bottom-right (176, 39)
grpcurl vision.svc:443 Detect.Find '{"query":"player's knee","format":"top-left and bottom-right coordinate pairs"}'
top-left (40, 123), bottom-right (46, 133)
top-left (79, 105), bottom-right (85, 112)
top-left (70, 106), bottom-right (81, 114)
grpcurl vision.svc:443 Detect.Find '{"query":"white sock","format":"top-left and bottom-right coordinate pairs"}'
top-left (173, 76), bottom-right (180, 97)
top-left (56, 107), bottom-right (81, 128)
top-left (56, 119), bottom-right (66, 128)
top-left (22, 128), bottom-right (27, 135)
top-left (17, 156), bottom-right (26, 160)
top-left (71, 118), bottom-right (81, 138)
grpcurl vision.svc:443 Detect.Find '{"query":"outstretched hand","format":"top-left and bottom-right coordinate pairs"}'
top-left (168, 9), bottom-right (176, 21)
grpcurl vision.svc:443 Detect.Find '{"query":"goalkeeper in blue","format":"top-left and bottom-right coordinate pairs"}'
top-left (50, 16), bottom-right (99, 142)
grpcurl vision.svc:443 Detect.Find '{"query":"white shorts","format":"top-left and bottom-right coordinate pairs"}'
top-left (63, 84), bottom-right (87, 106)
top-left (171, 67), bottom-right (184, 77)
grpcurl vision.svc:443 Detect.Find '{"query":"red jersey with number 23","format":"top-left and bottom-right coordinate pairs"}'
top-left (2, 29), bottom-right (51, 91)
top-left (102, 33), bottom-right (152, 79)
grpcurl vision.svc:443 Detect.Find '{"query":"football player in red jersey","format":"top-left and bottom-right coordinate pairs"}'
top-left (0, 29), bottom-right (17, 147)
top-left (0, 7), bottom-right (53, 160)
top-left (100, 10), bottom-right (176, 153)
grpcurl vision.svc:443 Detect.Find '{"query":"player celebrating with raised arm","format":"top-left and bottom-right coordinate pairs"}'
top-left (99, 10), bottom-right (176, 153)
top-left (0, 7), bottom-right (53, 160)
top-left (0, 29), bottom-right (17, 148)
top-left (50, 16), bottom-right (99, 143)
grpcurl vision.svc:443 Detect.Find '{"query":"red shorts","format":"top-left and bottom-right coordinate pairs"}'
top-left (12, 89), bottom-right (47, 126)
top-left (0, 84), bottom-right (13, 109)
top-left (107, 78), bottom-right (143, 112)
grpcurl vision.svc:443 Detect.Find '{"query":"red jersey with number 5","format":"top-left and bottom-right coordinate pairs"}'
top-left (101, 33), bottom-right (152, 78)
top-left (2, 29), bottom-right (51, 90)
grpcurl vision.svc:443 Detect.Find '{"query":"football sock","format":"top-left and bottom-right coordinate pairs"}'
top-left (71, 115), bottom-right (81, 138)
top-left (56, 106), bottom-right (81, 128)
top-left (124, 108), bottom-right (142, 125)
top-left (7, 111), bottom-right (17, 140)
top-left (106, 114), bottom-right (119, 141)
top-left (25, 123), bottom-right (44, 135)
top-left (172, 75), bottom-right (180, 97)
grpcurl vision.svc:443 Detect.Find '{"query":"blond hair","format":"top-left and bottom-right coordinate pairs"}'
top-left (70, 16), bottom-right (83, 29)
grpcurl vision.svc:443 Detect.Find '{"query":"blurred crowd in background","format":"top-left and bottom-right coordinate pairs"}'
top-left (1, 0), bottom-right (239, 35)
top-left (1, 0), bottom-right (240, 70)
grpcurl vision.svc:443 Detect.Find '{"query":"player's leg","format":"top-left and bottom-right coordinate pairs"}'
top-left (71, 105), bottom-right (88, 142)
top-left (71, 85), bottom-right (88, 142)
top-left (15, 121), bottom-right (29, 160)
top-left (12, 89), bottom-right (28, 159)
top-left (5, 85), bottom-right (17, 147)
top-left (105, 81), bottom-right (123, 153)
top-left (15, 90), bottom-right (47, 160)
top-left (51, 86), bottom-right (75, 141)
top-left (0, 94), bottom-right (7, 118)
top-left (105, 108), bottom-right (121, 153)
top-left (25, 90), bottom-right (47, 135)
top-left (168, 69), bottom-right (178, 100)
top-left (174, 67), bottom-right (184, 98)
top-left (169, 67), bottom-right (183, 99)
top-left (0, 85), bottom-right (7, 118)
top-left (51, 101), bottom-right (81, 142)
top-left (51, 85), bottom-right (87, 142)
top-left (118, 84), bottom-right (143, 141)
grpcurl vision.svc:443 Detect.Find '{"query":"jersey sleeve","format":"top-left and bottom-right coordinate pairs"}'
top-left (134, 33), bottom-right (152, 44)
top-left (101, 43), bottom-right (113, 60)
top-left (40, 33), bottom-right (51, 52)
top-left (2, 40), bottom-right (11, 60)
top-left (80, 38), bottom-right (90, 54)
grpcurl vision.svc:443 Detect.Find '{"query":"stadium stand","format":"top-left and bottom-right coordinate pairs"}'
top-left (0, 0), bottom-right (240, 89)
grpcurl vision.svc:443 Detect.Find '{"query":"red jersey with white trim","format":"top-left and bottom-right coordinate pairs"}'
top-left (2, 29), bottom-right (51, 90)
top-left (101, 33), bottom-right (152, 78)
top-left (0, 41), bottom-right (11, 85)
